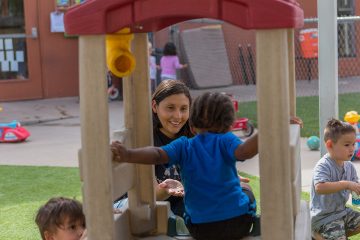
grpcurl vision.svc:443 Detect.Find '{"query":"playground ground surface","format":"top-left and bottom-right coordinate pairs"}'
top-left (2, 88), bottom-right (360, 193)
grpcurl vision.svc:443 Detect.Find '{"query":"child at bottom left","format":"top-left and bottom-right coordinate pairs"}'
top-left (35, 197), bottom-right (87, 240)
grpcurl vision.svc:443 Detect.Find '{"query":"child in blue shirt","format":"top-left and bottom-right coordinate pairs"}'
top-left (111, 92), bottom-right (302, 239)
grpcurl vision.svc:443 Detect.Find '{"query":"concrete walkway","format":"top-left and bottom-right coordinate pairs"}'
top-left (1, 87), bottom-right (360, 192)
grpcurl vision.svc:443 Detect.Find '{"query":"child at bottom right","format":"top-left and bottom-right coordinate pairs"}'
top-left (311, 118), bottom-right (360, 240)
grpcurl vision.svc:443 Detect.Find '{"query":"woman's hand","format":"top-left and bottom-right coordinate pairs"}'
top-left (158, 179), bottom-right (184, 197)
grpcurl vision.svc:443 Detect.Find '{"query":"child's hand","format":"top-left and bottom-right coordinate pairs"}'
top-left (111, 141), bottom-right (128, 162)
top-left (159, 179), bottom-right (184, 197)
top-left (348, 181), bottom-right (360, 195)
top-left (238, 175), bottom-right (250, 183)
top-left (113, 208), bottom-right (123, 214)
top-left (290, 116), bottom-right (303, 128)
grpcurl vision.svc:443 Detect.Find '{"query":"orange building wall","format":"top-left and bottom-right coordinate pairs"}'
top-left (38, 1), bottom-right (79, 98)
top-left (38, 1), bottom-right (360, 97)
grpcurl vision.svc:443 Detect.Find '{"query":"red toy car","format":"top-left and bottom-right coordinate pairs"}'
top-left (230, 95), bottom-right (254, 137)
top-left (0, 120), bottom-right (30, 143)
top-left (232, 117), bottom-right (254, 137)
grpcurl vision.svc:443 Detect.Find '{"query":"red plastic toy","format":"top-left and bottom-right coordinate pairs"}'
top-left (0, 120), bottom-right (30, 143)
top-left (230, 95), bottom-right (254, 137)
top-left (64, 0), bottom-right (304, 35)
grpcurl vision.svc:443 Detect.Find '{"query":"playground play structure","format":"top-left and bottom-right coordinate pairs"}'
top-left (64, 0), bottom-right (309, 239)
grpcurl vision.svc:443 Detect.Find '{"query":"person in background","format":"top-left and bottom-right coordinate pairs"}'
top-left (148, 42), bottom-right (157, 93)
top-left (35, 197), bottom-right (87, 240)
top-left (113, 80), bottom-right (192, 221)
top-left (159, 42), bottom-right (187, 82)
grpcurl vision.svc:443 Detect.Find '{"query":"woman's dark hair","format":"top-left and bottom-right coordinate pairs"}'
top-left (190, 92), bottom-right (235, 133)
top-left (162, 42), bottom-right (177, 56)
top-left (35, 197), bottom-right (85, 240)
top-left (152, 80), bottom-right (193, 138)
top-left (324, 118), bottom-right (356, 143)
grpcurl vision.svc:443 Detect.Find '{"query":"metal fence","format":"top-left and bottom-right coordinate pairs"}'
top-left (294, 16), bottom-right (360, 97)
top-left (156, 17), bottom-right (360, 99)
top-left (231, 16), bottom-right (360, 99)
top-left (296, 16), bottom-right (360, 78)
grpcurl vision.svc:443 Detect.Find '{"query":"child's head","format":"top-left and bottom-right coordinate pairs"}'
top-left (148, 41), bottom-right (153, 56)
top-left (190, 92), bottom-right (235, 133)
top-left (35, 197), bottom-right (85, 240)
top-left (324, 118), bottom-right (356, 161)
top-left (163, 42), bottom-right (177, 56)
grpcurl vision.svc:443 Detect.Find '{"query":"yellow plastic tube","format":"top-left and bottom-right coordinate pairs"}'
top-left (106, 28), bottom-right (136, 77)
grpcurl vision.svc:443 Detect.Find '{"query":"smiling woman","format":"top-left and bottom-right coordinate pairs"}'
top-left (151, 79), bottom-right (193, 217)
top-left (152, 81), bottom-right (191, 139)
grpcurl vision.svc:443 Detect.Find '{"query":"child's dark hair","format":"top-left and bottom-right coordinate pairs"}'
top-left (190, 92), bottom-right (235, 133)
top-left (35, 197), bottom-right (85, 240)
top-left (152, 80), bottom-right (193, 137)
top-left (163, 42), bottom-right (177, 56)
top-left (324, 118), bottom-right (356, 143)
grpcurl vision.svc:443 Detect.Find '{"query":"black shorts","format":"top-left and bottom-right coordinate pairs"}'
top-left (185, 189), bottom-right (256, 240)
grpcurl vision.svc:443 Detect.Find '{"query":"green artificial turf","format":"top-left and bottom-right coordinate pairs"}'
top-left (240, 172), bottom-right (310, 216)
top-left (238, 92), bottom-right (360, 138)
top-left (3, 165), bottom-right (360, 239)
top-left (0, 165), bottom-right (81, 240)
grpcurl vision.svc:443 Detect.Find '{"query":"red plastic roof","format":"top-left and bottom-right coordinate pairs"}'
top-left (64, 0), bottom-right (304, 35)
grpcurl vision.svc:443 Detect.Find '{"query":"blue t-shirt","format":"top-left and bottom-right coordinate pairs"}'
top-left (161, 132), bottom-right (252, 223)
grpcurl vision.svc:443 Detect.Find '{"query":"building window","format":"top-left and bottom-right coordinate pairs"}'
top-left (337, 0), bottom-right (356, 57)
top-left (0, 0), bottom-right (27, 80)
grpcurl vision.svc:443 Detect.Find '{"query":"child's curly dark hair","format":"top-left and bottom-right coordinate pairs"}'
top-left (190, 92), bottom-right (235, 133)
top-left (324, 118), bottom-right (356, 143)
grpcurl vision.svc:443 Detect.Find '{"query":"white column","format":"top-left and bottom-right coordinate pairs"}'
top-left (318, 0), bottom-right (338, 156)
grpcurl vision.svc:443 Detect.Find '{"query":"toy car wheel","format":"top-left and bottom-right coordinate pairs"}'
top-left (243, 122), bottom-right (254, 137)
top-left (109, 88), bottom-right (120, 101)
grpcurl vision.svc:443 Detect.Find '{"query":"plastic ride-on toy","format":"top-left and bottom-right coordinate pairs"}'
top-left (0, 120), bottom-right (30, 143)
top-left (0, 107), bottom-right (30, 143)
top-left (229, 94), bottom-right (254, 138)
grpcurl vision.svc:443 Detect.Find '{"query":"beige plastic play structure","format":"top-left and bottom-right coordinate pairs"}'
top-left (65, 1), bottom-right (310, 239)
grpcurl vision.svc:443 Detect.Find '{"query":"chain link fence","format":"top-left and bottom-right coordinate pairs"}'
top-left (156, 17), bottom-right (360, 101)
top-left (294, 16), bottom-right (360, 98)
top-left (218, 16), bottom-right (360, 100)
